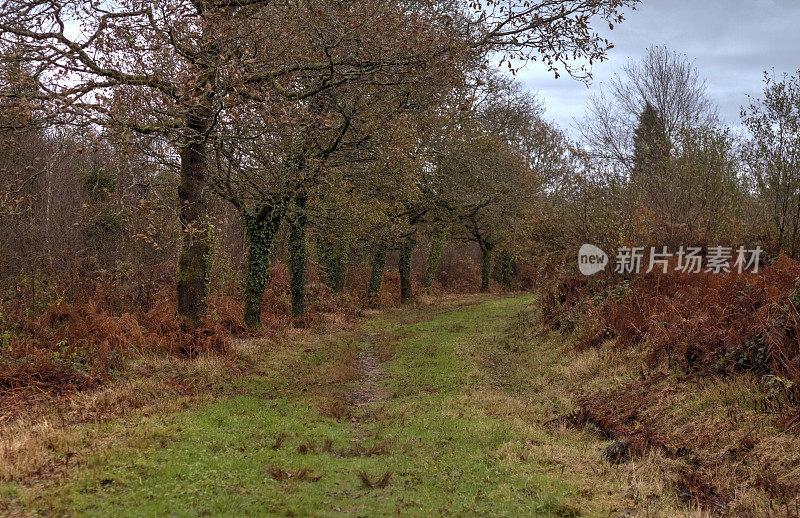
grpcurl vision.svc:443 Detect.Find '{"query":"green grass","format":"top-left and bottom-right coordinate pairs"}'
top-left (13, 295), bottom-right (627, 517)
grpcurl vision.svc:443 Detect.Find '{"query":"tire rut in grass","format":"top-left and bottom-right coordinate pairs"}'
top-left (330, 332), bottom-right (393, 504)
top-left (347, 332), bottom-right (387, 407)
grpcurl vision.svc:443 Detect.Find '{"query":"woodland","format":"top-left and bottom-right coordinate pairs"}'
top-left (2, 0), bottom-right (800, 516)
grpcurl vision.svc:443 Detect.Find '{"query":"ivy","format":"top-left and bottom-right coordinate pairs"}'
top-left (480, 242), bottom-right (494, 293)
top-left (423, 231), bottom-right (447, 288)
top-left (317, 237), bottom-right (350, 292)
top-left (241, 207), bottom-right (283, 329)
top-left (288, 195), bottom-right (308, 318)
top-left (399, 238), bottom-right (416, 303)
top-left (203, 222), bottom-right (215, 297)
top-left (368, 238), bottom-right (388, 299)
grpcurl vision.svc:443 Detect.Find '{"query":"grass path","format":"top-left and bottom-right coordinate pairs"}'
top-left (9, 295), bottom-right (637, 517)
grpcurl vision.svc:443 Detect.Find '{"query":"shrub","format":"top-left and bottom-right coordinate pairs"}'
top-left (437, 258), bottom-right (481, 292)
top-left (570, 258), bottom-right (800, 404)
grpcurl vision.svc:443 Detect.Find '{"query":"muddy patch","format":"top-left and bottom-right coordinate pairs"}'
top-left (347, 333), bottom-right (387, 406)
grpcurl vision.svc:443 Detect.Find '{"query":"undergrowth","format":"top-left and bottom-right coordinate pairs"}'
top-left (0, 255), bottom-right (487, 408)
top-left (540, 258), bottom-right (800, 515)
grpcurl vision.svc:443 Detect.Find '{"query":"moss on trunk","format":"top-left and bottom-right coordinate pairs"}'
top-left (423, 231), bottom-right (447, 288)
top-left (367, 238), bottom-right (388, 299)
top-left (480, 242), bottom-right (494, 293)
top-left (399, 238), bottom-right (416, 303)
top-left (317, 237), bottom-right (350, 293)
top-left (316, 239), bottom-right (335, 290)
top-left (493, 250), bottom-right (515, 287)
top-left (176, 104), bottom-right (213, 329)
top-left (288, 194), bottom-right (308, 318)
top-left (241, 208), bottom-right (283, 329)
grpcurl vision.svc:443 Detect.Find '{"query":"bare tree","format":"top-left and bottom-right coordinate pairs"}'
top-left (580, 45), bottom-right (718, 173)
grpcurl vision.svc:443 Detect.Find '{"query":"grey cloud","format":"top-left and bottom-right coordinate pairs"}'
top-left (517, 0), bottom-right (800, 137)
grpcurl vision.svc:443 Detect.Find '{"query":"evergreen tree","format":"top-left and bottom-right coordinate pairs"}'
top-left (631, 102), bottom-right (670, 181)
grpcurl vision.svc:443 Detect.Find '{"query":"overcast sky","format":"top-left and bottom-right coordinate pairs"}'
top-left (516, 0), bottom-right (800, 138)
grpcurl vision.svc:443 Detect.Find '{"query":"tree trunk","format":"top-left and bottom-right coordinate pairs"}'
top-left (176, 104), bottom-right (213, 329)
top-left (332, 239), bottom-right (349, 292)
top-left (367, 238), bottom-right (388, 299)
top-left (399, 238), bottom-right (416, 303)
top-left (288, 194), bottom-right (308, 318)
top-left (242, 207), bottom-right (283, 329)
top-left (45, 159), bottom-right (53, 268)
top-left (494, 250), bottom-right (514, 286)
top-left (316, 238), bottom-right (336, 290)
top-left (317, 237), bottom-right (350, 292)
top-left (423, 231), bottom-right (447, 288)
top-left (480, 242), bottom-right (494, 293)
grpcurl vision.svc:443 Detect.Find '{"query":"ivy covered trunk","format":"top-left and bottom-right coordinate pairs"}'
top-left (480, 242), bottom-right (494, 293)
top-left (288, 194), bottom-right (308, 318)
top-left (367, 238), bottom-right (388, 298)
top-left (423, 230), bottom-right (447, 288)
top-left (399, 238), bottom-right (416, 303)
top-left (317, 237), bottom-right (350, 292)
top-left (493, 250), bottom-right (515, 286)
top-left (331, 239), bottom-right (350, 292)
top-left (241, 207), bottom-right (283, 329)
top-left (176, 102), bottom-right (213, 329)
top-left (316, 238), bottom-right (335, 290)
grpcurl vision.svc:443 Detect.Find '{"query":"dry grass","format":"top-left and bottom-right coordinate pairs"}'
top-left (536, 260), bottom-right (800, 515)
top-left (323, 361), bottom-right (360, 385)
top-left (0, 344), bottom-right (251, 486)
top-left (468, 296), bottom-right (800, 516)
top-left (315, 395), bottom-right (352, 422)
top-left (0, 298), bottom-right (371, 495)
top-left (357, 469), bottom-right (393, 489)
top-left (559, 343), bottom-right (800, 515)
